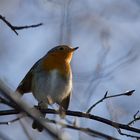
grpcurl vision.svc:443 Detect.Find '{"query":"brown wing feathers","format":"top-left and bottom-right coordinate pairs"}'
top-left (16, 59), bottom-right (42, 95)
top-left (16, 71), bottom-right (32, 95)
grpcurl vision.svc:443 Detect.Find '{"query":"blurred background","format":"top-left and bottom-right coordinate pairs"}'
top-left (0, 0), bottom-right (140, 139)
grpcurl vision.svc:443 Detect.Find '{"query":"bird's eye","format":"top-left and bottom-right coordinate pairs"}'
top-left (59, 47), bottom-right (64, 50)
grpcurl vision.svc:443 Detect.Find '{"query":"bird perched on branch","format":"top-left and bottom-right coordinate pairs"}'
top-left (16, 45), bottom-right (78, 132)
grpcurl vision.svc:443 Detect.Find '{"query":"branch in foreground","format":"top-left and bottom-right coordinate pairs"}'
top-left (0, 80), bottom-right (61, 140)
top-left (0, 14), bottom-right (43, 35)
top-left (87, 90), bottom-right (135, 113)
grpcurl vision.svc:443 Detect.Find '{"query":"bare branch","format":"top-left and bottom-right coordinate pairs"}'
top-left (118, 128), bottom-right (140, 139)
top-left (1, 108), bottom-right (140, 135)
top-left (116, 110), bottom-right (140, 139)
top-left (0, 14), bottom-right (43, 35)
top-left (86, 90), bottom-right (135, 113)
top-left (0, 115), bottom-right (24, 125)
top-left (128, 111), bottom-right (140, 126)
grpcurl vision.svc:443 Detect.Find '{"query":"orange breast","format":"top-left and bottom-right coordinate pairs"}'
top-left (42, 55), bottom-right (71, 78)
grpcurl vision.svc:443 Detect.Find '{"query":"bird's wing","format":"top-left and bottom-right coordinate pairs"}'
top-left (60, 92), bottom-right (71, 110)
top-left (16, 58), bottom-right (42, 95)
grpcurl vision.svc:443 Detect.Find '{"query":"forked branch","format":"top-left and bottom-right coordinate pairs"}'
top-left (0, 14), bottom-right (43, 35)
top-left (87, 90), bottom-right (134, 113)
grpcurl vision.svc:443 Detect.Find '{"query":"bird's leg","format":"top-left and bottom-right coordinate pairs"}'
top-left (38, 101), bottom-right (48, 117)
top-left (58, 105), bottom-right (66, 118)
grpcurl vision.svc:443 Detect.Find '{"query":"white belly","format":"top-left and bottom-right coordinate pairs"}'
top-left (32, 70), bottom-right (72, 104)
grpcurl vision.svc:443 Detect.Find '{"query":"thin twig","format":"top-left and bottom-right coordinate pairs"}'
top-left (0, 115), bottom-right (24, 125)
top-left (128, 111), bottom-right (140, 126)
top-left (86, 90), bottom-right (135, 113)
top-left (0, 14), bottom-right (43, 35)
top-left (118, 128), bottom-right (140, 139)
top-left (13, 23), bottom-right (43, 30)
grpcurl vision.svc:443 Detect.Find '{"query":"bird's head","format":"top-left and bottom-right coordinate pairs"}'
top-left (47, 45), bottom-right (79, 63)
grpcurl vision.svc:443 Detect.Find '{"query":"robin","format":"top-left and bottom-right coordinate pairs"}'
top-left (16, 45), bottom-right (78, 132)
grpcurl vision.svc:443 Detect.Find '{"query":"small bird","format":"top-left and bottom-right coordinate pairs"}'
top-left (16, 45), bottom-right (78, 132)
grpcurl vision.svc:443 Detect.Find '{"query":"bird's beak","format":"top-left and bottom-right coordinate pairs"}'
top-left (71, 47), bottom-right (79, 52)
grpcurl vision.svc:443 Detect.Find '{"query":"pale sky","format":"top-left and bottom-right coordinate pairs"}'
top-left (0, 0), bottom-right (140, 140)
